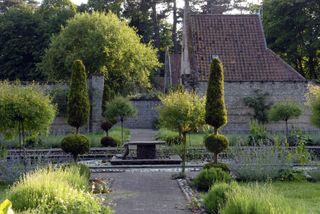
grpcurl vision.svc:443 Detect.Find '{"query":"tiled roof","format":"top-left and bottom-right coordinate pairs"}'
top-left (189, 14), bottom-right (306, 82)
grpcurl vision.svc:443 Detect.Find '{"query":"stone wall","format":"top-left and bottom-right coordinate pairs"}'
top-left (123, 99), bottom-right (161, 129)
top-left (48, 76), bottom-right (104, 135)
top-left (196, 81), bottom-right (319, 133)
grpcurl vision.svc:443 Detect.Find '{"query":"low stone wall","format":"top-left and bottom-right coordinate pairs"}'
top-left (196, 81), bottom-right (319, 133)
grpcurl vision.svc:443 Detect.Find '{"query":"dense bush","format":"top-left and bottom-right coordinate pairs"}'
top-left (221, 184), bottom-right (298, 214)
top-left (193, 168), bottom-right (232, 192)
top-left (100, 121), bottom-right (113, 135)
top-left (204, 134), bottom-right (229, 163)
top-left (204, 182), bottom-right (236, 214)
top-left (276, 169), bottom-right (306, 182)
top-left (101, 136), bottom-right (118, 147)
top-left (8, 165), bottom-right (112, 214)
top-left (155, 128), bottom-right (181, 145)
top-left (247, 120), bottom-right (271, 145)
top-left (203, 162), bottom-right (230, 173)
top-left (61, 134), bottom-right (90, 161)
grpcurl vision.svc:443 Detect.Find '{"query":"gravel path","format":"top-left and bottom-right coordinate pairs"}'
top-left (93, 171), bottom-right (192, 214)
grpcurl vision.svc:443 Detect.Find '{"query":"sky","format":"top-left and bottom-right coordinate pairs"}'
top-left (69, 0), bottom-right (260, 8)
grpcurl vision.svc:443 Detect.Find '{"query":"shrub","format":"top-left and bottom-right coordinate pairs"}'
top-left (67, 60), bottom-right (90, 134)
top-left (307, 168), bottom-right (320, 182)
top-left (204, 182), bottom-right (237, 214)
top-left (228, 144), bottom-right (292, 181)
top-left (61, 134), bottom-right (90, 161)
top-left (247, 120), bottom-right (271, 145)
top-left (0, 199), bottom-right (13, 214)
top-left (221, 184), bottom-right (298, 214)
top-left (203, 162), bottom-right (230, 173)
top-left (309, 90), bottom-right (320, 128)
top-left (243, 90), bottom-right (272, 124)
top-left (155, 128), bottom-right (181, 145)
top-left (100, 136), bottom-right (118, 147)
top-left (100, 121), bottom-right (113, 136)
top-left (62, 163), bottom-right (91, 181)
top-left (276, 169), bottom-right (306, 182)
top-left (8, 165), bottom-right (112, 214)
top-left (204, 134), bottom-right (229, 163)
top-left (193, 168), bottom-right (232, 192)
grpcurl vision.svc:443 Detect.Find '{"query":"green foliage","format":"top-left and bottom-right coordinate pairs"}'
top-left (243, 90), bottom-right (272, 124)
top-left (263, 0), bottom-right (320, 80)
top-left (100, 136), bottom-right (118, 147)
top-left (158, 90), bottom-right (205, 174)
top-left (248, 120), bottom-right (270, 145)
top-left (67, 60), bottom-right (90, 132)
top-left (104, 96), bottom-right (137, 123)
top-left (204, 134), bottom-right (229, 163)
top-left (8, 165), bottom-right (112, 213)
top-left (221, 184), bottom-right (298, 214)
top-left (158, 90), bottom-right (205, 134)
top-left (268, 100), bottom-right (302, 138)
top-left (0, 81), bottom-right (56, 140)
top-left (0, 6), bottom-right (44, 80)
top-left (203, 182), bottom-right (236, 214)
top-left (310, 93), bottom-right (320, 128)
top-left (38, 12), bottom-right (160, 93)
top-left (205, 58), bottom-right (227, 131)
top-left (268, 100), bottom-right (302, 122)
top-left (155, 128), bottom-right (181, 145)
top-left (203, 162), bottom-right (230, 173)
top-left (193, 168), bottom-right (232, 192)
top-left (276, 169), bottom-right (306, 182)
top-left (100, 121), bottom-right (113, 135)
top-left (61, 134), bottom-right (90, 161)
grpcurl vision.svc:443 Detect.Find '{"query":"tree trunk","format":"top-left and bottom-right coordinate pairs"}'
top-left (121, 117), bottom-right (124, 145)
top-left (285, 120), bottom-right (288, 142)
top-left (213, 152), bottom-right (218, 163)
top-left (181, 132), bottom-right (187, 174)
top-left (214, 128), bottom-right (218, 135)
top-left (152, 1), bottom-right (161, 54)
top-left (76, 127), bottom-right (79, 135)
top-left (172, 0), bottom-right (178, 53)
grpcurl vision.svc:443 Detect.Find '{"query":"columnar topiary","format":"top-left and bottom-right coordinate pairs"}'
top-left (204, 58), bottom-right (229, 163)
top-left (67, 60), bottom-right (90, 134)
top-left (205, 58), bottom-right (227, 134)
top-left (62, 60), bottom-right (90, 161)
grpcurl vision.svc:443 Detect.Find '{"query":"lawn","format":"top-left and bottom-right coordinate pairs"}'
top-left (239, 182), bottom-right (320, 213)
top-left (0, 127), bottom-right (130, 149)
top-left (271, 182), bottom-right (320, 213)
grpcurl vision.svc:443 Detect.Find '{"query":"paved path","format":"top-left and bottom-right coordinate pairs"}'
top-left (93, 172), bottom-right (191, 214)
top-left (130, 129), bottom-right (157, 141)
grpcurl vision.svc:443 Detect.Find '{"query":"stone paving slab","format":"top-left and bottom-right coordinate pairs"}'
top-left (93, 172), bottom-right (192, 214)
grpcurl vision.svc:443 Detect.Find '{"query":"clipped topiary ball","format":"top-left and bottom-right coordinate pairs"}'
top-left (101, 136), bottom-right (118, 147)
top-left (61, 134), bottom-right (90, 161)
top-left (204, 134), bottom-right (229, 154)
top-left (100, 121), bottom-right (113, 132)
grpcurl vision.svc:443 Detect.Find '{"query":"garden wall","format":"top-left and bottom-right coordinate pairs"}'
top-left (123, 99), bottom-right (161, 129)
top-left (196, 81), bottom-right (318, 133)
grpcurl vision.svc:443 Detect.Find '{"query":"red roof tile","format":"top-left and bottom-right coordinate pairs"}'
top-left (189, 14), bottom-right (305, 82)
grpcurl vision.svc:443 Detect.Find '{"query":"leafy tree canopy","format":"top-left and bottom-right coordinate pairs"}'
top-left (0, 81), bottom-right (56, 139)
top-left (104, 96), bottom-right (137, 122)
top-left (38, 12), bottom-right (160, 93)
top-left (263, 0), bottom-right (320, 80)
top-left (158, 90), bottom-right (205, 134)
